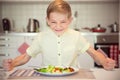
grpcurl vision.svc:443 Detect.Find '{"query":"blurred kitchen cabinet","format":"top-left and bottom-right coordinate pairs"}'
top-left (24, 36), bottom-right (35, 45)
top-left (0, 3), bottom-right (2, 33)
top-left (0, 33), bottom-right (41, 68)
top-left (78, 34), bottom-right (95, 68)
top-left (0, 35), bottom-right (24, 67)
top-left (0, 35), bottom-right (25, 54)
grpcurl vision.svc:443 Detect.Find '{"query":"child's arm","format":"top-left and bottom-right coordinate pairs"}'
top-left (3, 53), bottom-right (31, 71)
top-left (86, 46), bottom-right (115, 70)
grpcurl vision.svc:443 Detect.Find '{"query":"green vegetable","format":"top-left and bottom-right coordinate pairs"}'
top-left (63, 69), bottom-right (70, 72)
top-left (39, 68), bottom-right (47, 72)
top-left (35, 65), bottom-right (74, 73)
top-left (46, 65), bottom-right (55, 72)
top-left (35, 68), bottom-right (46, 72)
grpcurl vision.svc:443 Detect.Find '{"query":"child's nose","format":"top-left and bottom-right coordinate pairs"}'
top-left (56, 23), bottom-right (61, 28)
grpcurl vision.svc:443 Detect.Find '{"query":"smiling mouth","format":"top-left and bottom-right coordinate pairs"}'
top-left (55, 29), bottom-right (63, 32)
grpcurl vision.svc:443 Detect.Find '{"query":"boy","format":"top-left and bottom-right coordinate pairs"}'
top-left (3, 0), bottom-right (115, 71)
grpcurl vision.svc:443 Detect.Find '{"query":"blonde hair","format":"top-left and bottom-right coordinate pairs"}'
top-left (47, 0), bottom-right (72, 19)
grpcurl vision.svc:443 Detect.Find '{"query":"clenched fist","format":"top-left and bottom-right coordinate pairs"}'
top-left (103, 58), bottom-right (116, 70)
top-left (3, 59), bottom-right (14, 71)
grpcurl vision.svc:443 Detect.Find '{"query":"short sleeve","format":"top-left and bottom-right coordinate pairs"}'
top-left (76, 33), bottom-right (90, 54)
top-left (26, 33), bottom-right (42, 58)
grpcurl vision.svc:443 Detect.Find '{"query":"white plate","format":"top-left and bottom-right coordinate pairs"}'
top-left (35, 66), bottom-right (79, 77)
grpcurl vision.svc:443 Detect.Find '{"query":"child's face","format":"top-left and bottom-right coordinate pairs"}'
top-left (46, 12), bottom-right (72, 36)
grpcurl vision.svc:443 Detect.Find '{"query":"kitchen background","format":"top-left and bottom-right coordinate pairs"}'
top-left (0, 0), bottom-right (119, 32)
top-left (0, 0), bottom-right (119, 69)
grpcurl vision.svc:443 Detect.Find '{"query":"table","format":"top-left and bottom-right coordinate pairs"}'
top-left (2, 68), bottom-right (120, 80)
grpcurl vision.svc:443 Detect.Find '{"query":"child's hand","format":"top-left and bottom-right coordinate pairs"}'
top-left (103, 58), bottom-right (116, 70)
top-left (3, 59), bottom-right (14, 71)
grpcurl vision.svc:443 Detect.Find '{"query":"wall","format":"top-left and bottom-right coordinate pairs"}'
top-left (1, 1), bottom-right (119, 32)
top-left (0, 3), bottom-right (2, 32)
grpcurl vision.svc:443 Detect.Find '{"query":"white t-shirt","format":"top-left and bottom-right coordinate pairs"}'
top-left (26, 28), bottom-right (90, 67)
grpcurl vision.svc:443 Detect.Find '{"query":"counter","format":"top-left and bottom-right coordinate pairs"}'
top-left (0, 32), bottom-right (119, 36)
top-left (4, 68), bottom-right (120, 80)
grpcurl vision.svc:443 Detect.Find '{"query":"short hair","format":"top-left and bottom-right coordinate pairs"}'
top-left (47, 0), bottom-right (72, 19)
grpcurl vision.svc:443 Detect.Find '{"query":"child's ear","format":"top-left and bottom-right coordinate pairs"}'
top-left (68, 17), bottom-right (73, 24)
top-left (46, 17), bottom-right (50, 26)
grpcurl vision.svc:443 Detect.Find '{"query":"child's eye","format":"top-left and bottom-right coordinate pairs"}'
top-left (61, 21), bottom-right (66, 23)
top-left (51, 22), bottom-right (56, 23)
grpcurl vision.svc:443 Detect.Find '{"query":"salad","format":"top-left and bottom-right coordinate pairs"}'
top-left (35, 65), bottom-right (74, 73)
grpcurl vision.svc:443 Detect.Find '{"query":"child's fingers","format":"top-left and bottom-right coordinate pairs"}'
top-left (106, 58), bottom-right (115, 64)
top-left (106, 58), bottom-right (116, 69)
top-left (7, 59), bottom-right (13, 63)
top-left (3, 59), bottom-right (13, 70)
top-left (3, 59), bottom-right (12, 63)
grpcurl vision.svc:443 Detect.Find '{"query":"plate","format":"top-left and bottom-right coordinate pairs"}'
top-left (34, 66), bottom-right (79, 77)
